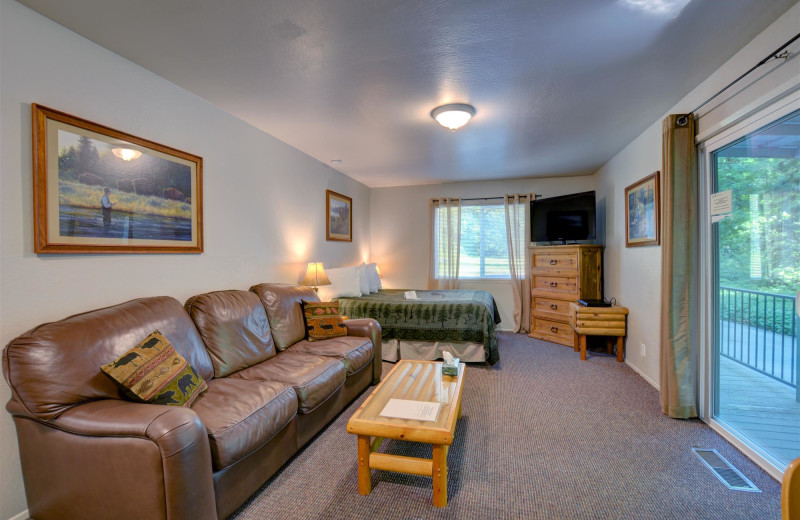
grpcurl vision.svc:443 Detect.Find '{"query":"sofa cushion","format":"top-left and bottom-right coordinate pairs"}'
top-left (191, 378), bottom-right (297, 470)
top-left (289, 336), bottom-right (374, 376)
top-left (185, 290), bottom-right (276, 377)
top-left (301, 300), bottom-right (347, 342)
top-left (250, 283), bottom-right (319, 351)
top-left (2, 296), bottom-right (213, 421)
top-left (230, 353), bottom-right (345, 413)
top-left (101, 330), bottom-right (207, 407)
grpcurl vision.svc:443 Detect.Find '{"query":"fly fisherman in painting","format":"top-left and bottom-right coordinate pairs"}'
top-left (101, 187), bottom-right (114, 232)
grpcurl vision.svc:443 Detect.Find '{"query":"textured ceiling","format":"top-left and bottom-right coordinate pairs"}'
top-left (17, 0), bottom-right (799, 187)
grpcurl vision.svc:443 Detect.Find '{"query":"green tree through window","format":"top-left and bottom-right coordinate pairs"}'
top-left (434, 202), bottom-right (525, 280)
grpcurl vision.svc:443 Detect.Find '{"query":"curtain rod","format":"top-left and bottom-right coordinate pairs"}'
top-left (677, 31), bottom-right (800, 126)
top-left (431, 195), bottom-right (541, 203)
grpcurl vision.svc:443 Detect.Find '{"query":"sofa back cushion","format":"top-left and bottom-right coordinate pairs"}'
top-left (2, 296), bottom-right (213, 421)
top-left (250, 283), bottom-right (319, 350)
top-left (185, 290), bottom-right (276, 377)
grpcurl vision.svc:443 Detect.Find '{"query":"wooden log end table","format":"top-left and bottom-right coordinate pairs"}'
top-left (568, 302), bottom-right (629, 362)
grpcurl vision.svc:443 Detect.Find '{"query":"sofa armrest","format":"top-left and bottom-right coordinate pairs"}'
top-left (12, 398), bottom-right (216, 520)
top-left (344, 318), bottom-right (382, 384)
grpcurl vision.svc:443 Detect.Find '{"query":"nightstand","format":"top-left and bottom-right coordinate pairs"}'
top-left (568, 302), bottom-right (629, 362)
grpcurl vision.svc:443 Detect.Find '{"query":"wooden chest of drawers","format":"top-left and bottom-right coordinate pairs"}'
top-left (528, 245), bottom-right (602, 347)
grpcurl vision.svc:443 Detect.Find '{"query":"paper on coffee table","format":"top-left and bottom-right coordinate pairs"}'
top-left (379, 398), bottom-right (441, 422)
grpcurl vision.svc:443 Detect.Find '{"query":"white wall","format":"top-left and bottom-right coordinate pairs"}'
top-left (0, 2), bottom-right (371, 518)
top-left (594, 1), bottom-right (800, 388)
top-left (370, 176), bottom-right (596, 329)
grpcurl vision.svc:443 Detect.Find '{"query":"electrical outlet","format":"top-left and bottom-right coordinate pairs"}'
top-left (640, 343), bottom-right (646, 357)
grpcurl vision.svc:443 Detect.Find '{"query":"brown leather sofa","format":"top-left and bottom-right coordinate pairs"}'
top-left (2, 283), bottom-right (381, 520)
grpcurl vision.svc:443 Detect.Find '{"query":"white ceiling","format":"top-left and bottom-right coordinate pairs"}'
top-left (18, 0), bottom-right (799, 187)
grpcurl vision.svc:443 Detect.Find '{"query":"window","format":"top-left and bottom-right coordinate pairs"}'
top-left (705, 106), bottom-right (800, 472)
top-left (434, 202), bottom-right (524, 280)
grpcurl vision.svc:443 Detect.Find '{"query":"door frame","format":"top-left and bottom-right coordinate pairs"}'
top-left (698, 91), bottom-right (800, 481)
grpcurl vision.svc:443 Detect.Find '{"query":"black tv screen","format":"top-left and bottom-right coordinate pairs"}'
top-left (531, 191), bottom-right (596, 243)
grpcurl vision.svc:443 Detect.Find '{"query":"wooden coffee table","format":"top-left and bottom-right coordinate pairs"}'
top-left (346, 359), bottom-right (465, 507)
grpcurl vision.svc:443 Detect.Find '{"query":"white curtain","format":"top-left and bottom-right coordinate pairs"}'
top-left (428, 198), bottom-right (461, 290)
top-left (504, 193), bottom-right (534, 333)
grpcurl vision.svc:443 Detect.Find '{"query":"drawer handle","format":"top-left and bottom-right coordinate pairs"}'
top-left (550, 304), bottom-right (558, 310)
top-left (549, 259), bottom-right (558, 265)
top-left (549, 282), bottom-right (558, 288)
top-left (550, 326), bottom-right (559, 333)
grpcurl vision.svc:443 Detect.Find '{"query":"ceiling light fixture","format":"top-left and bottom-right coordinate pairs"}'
top-left (430, 103), bottom-right (476, 131)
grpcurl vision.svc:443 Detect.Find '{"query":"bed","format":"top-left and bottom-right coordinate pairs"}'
top-left (336, 289), bottom-right (501, 365)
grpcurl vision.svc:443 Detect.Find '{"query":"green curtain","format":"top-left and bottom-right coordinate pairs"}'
top-left (660, 114), bottom-right (698, 419)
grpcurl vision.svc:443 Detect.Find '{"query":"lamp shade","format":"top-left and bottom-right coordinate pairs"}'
top-left (301, 262), bottom-right (331, 288)
top-left (375, 265), bottom-right (383, 278)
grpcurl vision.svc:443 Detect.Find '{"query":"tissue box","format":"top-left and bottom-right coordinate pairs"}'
top-left (441, 358), bottom-right (460, 376)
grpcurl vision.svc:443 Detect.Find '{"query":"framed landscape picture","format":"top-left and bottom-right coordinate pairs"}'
top-left (326, 189), bottom-right (352, 242)
top-left (32, 104), bottom-right (203, 253)
top-left (625, 171), bottom-right (660, 247)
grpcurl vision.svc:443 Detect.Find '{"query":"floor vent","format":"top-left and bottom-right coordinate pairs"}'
top-left (692, 448), bottom-right (761, 492)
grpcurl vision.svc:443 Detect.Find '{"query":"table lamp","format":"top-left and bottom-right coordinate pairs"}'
top-left (301, 262), bottom-right (331, 293)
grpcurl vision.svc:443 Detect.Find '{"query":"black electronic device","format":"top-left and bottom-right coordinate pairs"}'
top-left (578, 299), bottom-right (612, 307)
top-left (530, 191), bottom-right (596, 243)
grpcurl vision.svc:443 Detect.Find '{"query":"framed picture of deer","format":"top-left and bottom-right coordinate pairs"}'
top-left (32, 104), bottom-right (203, 253)
top-left (326, 189), bottom-right (352, 242)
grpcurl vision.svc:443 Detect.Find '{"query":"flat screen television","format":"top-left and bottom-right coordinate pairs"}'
top-left (531, 191), bottom-right (596, 243)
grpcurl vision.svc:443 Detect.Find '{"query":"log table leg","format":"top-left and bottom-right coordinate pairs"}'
top-left (606, 337), bottom-right (613, 354)
top-left (616, 336), bottom-right (624, 362)
top-left (580, 334), bottom-right (587, 361)
top-left (573, 330), bottom-right (580, 352)
top-left (432, 444), bottom-right (448, 507)
top-left (357, 435), bottom-right (372, 495)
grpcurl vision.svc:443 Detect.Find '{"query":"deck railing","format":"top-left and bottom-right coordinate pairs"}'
top-left (718, 286), bottom-right (797, 389)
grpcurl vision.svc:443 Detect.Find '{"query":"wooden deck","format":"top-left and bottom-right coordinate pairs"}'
top-left (718, 356), bottom-right (800, 468)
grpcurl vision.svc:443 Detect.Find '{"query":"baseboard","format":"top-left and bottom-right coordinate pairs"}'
top-left (625, 359), bottom-right (659, 390)
top-left (8, 510), bottom-right (29, 520)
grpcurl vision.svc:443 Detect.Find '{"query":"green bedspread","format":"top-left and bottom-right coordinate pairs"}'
top-left (336, 289), bottom-right (501, 365)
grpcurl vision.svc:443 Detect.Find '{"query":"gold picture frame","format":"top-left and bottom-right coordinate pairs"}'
top-left (326, 189), bottom-right (352, 242)
top-left (625, 171), bottom-right (660, 247)
top-left (32, 104), bottom-right (203, 254)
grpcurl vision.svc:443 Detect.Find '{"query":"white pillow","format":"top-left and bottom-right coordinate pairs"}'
top-left (317, 266), bottom-right (362, 301)
top-left (365, 263), bottom-right (380, 293)
top-left (357, 263), bottom-right (370, 295)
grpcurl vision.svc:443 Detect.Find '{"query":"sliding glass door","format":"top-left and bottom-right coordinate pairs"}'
top-left (709, 108), bottom-right (800, 471)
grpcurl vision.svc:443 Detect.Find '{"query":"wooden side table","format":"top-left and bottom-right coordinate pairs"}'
top-left (568, 303), bottom-right (629, 362)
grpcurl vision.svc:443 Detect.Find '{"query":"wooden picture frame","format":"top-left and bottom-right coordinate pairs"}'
top-left (326, 189), bottom-right (352, 242)
top-left (625, 171), bottom-right (660, 247)
top-left (32, 104), bottom-right (203, 253)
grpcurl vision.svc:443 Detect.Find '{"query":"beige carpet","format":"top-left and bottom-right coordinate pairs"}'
top-left (230, 332), bottom-right (782, 519)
